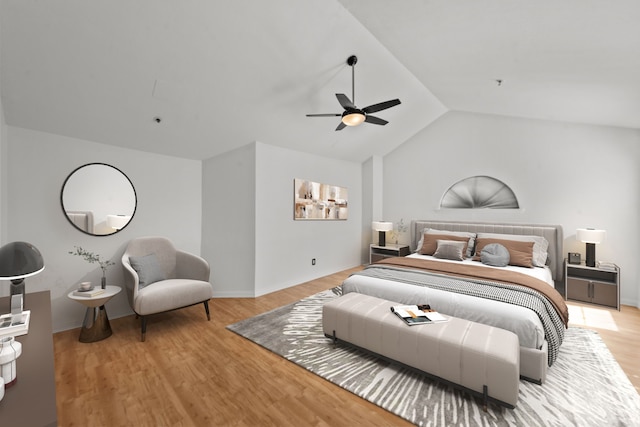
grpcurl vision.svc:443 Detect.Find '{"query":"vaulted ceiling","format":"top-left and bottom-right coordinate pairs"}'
top-left (1, 1), bottom-right (638, 163)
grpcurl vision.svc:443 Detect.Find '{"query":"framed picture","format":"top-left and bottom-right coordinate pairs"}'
top-left (294, 178), bottom-right (348, 220)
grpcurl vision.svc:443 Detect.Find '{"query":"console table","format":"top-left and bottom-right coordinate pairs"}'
top-left (0, 291), bottom-right (57, 427)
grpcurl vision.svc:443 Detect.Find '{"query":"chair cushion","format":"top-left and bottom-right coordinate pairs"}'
top-left (129, 253), bottom-right (166, 288)
top-left (134, 279), bottom-right (213, 315)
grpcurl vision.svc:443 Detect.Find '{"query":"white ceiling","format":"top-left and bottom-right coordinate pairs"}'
top-left (1, 1), bottom-right (638, 163)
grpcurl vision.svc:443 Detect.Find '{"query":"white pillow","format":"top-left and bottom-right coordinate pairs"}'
top-left (415, 228), bottom-right (476, 258)
top-left (475, 232), bottom-right (549, 267)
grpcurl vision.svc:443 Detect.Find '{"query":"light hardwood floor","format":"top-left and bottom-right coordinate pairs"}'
top-left (54, 267), bottom-right (640, 426)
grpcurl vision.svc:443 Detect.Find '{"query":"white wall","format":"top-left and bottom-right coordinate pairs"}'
top-left (383, 111), bottom-right (640, 307)
top-left (254, 142), bottom-right (362, 296)
top-left (361, 157), bottom-right (374, 263)
top-left (0, 93), bottom-right (6, 246)
top-left (3, 126), bottom-right (202, 332)
top-left (361, 155), bottom-right (387, 262)
top-left (201, 143), bottom-right (257, 297)
top-left (0, 17), bottom-right (5, 245)
top-left (203, 141), bottom-right (362, 297)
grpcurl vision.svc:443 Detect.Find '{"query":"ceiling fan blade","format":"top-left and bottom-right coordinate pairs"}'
top-left (335, 121), bottom-right (347, 131)
top-left (362, 99), bottom-right (401, 114)
top-left (336, 94), bottom-right (356, 109)
top-left (364, 115), bottom-right (388, 126)
top-left (306, 113), bottom-right (341, 117)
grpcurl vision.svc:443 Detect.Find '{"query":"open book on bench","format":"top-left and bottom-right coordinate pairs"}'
top-left (390, 305), bottom-right (448, 326)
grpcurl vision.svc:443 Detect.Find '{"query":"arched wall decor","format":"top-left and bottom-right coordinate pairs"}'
top-left (440, 175), bottom-right (519, 209)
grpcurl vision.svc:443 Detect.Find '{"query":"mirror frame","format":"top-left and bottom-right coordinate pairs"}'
top-left (60, 163), bottom-right (137, 236)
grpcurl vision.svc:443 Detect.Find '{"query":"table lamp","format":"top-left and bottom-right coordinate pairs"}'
top-left (0, 242), bottom-right (45, 310)
top-left (372, 221), bottom-right (394, 247)
top-left (107, 214), bottom-right (131, 230)
top-left (576, 228), bottom-right (606, 267)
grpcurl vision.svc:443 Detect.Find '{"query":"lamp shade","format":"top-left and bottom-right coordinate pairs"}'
top-left (0, 242), bottom-right (44, 281)
top-left (576, 229), bottom-right (606, 244)
top-left (107, 215), bottom-right (130, 230)
top-left (372, 221), bottom-right (394, 232)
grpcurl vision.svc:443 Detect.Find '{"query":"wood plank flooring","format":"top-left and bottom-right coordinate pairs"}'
top-left (53, 267), bottom-right (640, 426)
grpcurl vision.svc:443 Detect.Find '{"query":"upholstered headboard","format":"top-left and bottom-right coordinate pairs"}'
top-left (66, 211), bottom-right (94, 234)
top-left (411, 220), bottom-right (564, 282)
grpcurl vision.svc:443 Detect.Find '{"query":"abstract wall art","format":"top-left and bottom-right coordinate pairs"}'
top-left (294, 178), bottom-right (348, 220)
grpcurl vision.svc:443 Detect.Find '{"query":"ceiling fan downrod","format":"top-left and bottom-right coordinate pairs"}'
top-left (347, 55), bottom-right (358, 104)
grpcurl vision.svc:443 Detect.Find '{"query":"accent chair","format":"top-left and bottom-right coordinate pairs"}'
top-left (121, 236), bottom-right (213, 341)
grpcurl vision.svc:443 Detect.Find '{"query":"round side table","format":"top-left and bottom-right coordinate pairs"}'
top-left (67, 285), bottom-right (121, 343)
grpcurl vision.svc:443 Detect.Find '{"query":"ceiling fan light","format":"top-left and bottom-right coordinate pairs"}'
top-left (342, 112), bottom-right (365, 126)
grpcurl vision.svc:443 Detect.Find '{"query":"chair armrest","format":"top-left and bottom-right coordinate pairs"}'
top-left (121, 254), bottom-right (140, 307)
top-left (175, 250), bottom-right (210, 282)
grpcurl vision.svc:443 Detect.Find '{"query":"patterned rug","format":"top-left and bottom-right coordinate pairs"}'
top-left (227, 288), bottom-right (640, 426)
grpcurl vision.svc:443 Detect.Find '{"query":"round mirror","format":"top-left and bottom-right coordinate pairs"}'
top-left (61, 163), bottom-right (137, 236)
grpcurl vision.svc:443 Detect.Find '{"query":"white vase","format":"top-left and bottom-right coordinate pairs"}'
top-left (0, 336), bottom-right (22, 388)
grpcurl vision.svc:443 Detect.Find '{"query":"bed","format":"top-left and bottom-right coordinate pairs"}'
top-left (342, 220), bottom-right (568, 384)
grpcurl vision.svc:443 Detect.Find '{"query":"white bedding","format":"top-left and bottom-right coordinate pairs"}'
top-left (407, 253), bottom-right (555, 287)
top-left (342, 255), bottom-right (553, 349)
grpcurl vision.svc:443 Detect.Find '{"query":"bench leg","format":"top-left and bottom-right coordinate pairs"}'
top-left (482, 385), bottom-right (488, 412)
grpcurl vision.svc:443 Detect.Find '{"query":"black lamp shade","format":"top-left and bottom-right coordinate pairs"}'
top-left (0, 242), bottom-right (45, 280)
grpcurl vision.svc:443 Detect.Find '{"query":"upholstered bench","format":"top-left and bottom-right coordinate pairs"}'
top-left (322, 292), bottom-right (520, 408)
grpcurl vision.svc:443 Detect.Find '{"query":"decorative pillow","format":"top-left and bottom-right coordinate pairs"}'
top-left (433, 240), bottom-right (466, 261)
top-left (473, 238), bottom-right (535, 268)
top-left (480, 243), bottom-right (511, 267)
top-left (476, 232), bottom-right (549, 267)
top-left (419, 233), bottom-right (470, 257)
top-left (416, 229), bottom-right (476, 257)
top-left (129, 253), bottom-right (166, 289)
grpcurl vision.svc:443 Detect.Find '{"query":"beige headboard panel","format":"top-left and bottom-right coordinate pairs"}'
top-left (66, 211), bottom-right (95, 234)
top-left (411, 220), bottom-right (564, 282)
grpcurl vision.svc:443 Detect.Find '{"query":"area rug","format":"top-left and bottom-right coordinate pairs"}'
top-left (227, 288), bottom-right (640, 426)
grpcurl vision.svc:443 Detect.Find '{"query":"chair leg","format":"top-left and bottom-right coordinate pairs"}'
top-left (141, 316), bottom-right (147, 342)
top-left (204, 300), bottom-right (211, 321)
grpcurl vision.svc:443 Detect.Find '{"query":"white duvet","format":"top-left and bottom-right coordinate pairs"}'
top-left (342, 254), bottom-right (555, 349)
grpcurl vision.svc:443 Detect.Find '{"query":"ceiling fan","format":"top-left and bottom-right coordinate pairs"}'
top-left (306, 55), bottom-right (401, 131)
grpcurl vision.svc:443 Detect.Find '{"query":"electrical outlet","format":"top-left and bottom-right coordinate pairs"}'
top-left (312, 258), bottom-right (316, 265)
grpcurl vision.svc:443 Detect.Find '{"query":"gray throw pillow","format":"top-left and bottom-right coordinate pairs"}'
top-left (433, 240), bottom-right (466, 261)
top-left (480, 243), bottom-right (510, 267)
top-left (129, 253), bottom-right (166, 288)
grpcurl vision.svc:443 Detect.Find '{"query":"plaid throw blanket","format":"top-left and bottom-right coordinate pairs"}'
top-left (354, 264), bottom-right (565, 366)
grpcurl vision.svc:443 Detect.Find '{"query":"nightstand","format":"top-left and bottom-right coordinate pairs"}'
top-left (369, 243), bottom-right (410, 264)
top-left (564, 260), bottom-right (620, 310)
